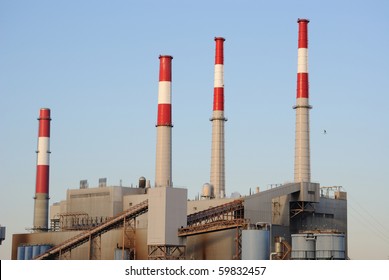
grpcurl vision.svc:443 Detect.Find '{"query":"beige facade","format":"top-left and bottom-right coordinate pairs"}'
top-left (12, 183), bottom-right (347, 260)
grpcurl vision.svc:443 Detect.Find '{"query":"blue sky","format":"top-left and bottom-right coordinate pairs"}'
top-left (0, 0), bottom-right (388, 259)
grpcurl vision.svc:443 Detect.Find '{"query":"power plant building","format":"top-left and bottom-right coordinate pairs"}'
top-left (11, 19), bottom-right (348, 260)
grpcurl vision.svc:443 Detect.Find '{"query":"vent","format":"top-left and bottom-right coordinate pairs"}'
top-left (80, 180), bottom-right (88, 189)
top-left (99, 178), bottom-right (107, 188)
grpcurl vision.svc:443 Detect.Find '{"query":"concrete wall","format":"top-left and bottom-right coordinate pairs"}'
top-left (147, 187), bottom-right (187, 246)
top-left (187, 198), bottom-right (235, 215)
top-left (244, 183), bottom-right (301, 225)
top-left (186, 229), bottom-right (236, 260)
top-left (65, 186), bottom-right (145, 218)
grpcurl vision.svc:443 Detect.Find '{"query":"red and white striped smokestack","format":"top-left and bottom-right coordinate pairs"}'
top-left (155, 55), bottom-right (173, 188)
top-left (33, 108), bottom-right (51, 231)
top-left (294, 19), bottom-right (312, 182)
top-left (210, 37), bottom-right (226, 198)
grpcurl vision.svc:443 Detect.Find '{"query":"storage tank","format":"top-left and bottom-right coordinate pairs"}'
top-left (242, 229), bottom-right (270, 260)
top-left (32, 245), bottom-right (41, 258)
top-left (114, 248), bottom-right (130, 260)
top-left (291, 233), bottom-right (316, 259)
top-left (139, 177), bottom-right (146, 189)
top-left (39, 244), bottom-right (53, 255)
top-left (17, 246), bottom-right (25, 260)
top-left (24, 245), bottom-right (33, 260)
top-left (201, 183), bottom-right (214, 199)
top-left (315, 233), bottom-right (345, 260)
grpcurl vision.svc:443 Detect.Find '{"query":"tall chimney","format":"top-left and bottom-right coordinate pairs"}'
top-left (33, 108), bottom-right (51, 231)
top-left (294, 19), bottom-right (312, 182)
top-left (210, 37), bottom-right (227, 198)
top-left (155, 55), bottom-right (173, 188)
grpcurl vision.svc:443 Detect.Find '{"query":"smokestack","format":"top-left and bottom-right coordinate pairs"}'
top-left (33, 108), bottom-right (51, 231)
top-left (155, 55), bottom-right (173, 188)
top-left (294, 19), bottom-right (312, 182)
top-left (210, 37), bottom-right (227, 198)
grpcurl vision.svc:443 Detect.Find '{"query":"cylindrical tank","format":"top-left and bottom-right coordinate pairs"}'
top-left (139, 177), bottom-right (146, 188)
top-left (24, 245), bottom-right (33, 260)
top-left (17, 246), bottom-right (25, 260)
top-left (315, 233), bottom-right (345, 260)
top-left (242, 229), bottom-right (270, 260)
top-left (275, 237), bottom-right (284, 258)
top-left (32, 245), bottom-right (41, 258)
top-left (39, 244), bottom-right (52, 255)
top-left (201, 183), bottom-right (214, 199)
top-left (291, 234), bottom-right (316, 260)
top-left (114, 248), bottom-right (130, 260)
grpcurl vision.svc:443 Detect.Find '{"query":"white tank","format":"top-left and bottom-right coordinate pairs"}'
top-left (242, 229), bottom-right (270, 260)
top-left (291, 234), bottom-right (316, 260)
top-left (315, 233), bottom-right (345, 260)
top-left (201, 183), bottom-right (214, 199)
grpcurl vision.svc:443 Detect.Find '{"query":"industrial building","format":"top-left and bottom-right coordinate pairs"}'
top-left (11, 19), bottom-right (348, 260)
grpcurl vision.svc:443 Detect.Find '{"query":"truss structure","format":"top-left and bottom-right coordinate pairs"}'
top-left (290, 201), bottom-right (315, 219)
top-left (148, 245), bottom-right (186, 260)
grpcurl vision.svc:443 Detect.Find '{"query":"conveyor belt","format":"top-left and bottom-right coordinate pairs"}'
top-left (187, 199), bottom-right (244, 226)
top-left (35, 199), bottom-right (148, 260)
top-left (35, 199), bottom-right (244, 259)
top-left (178, 218), bottom-right (248, 236)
